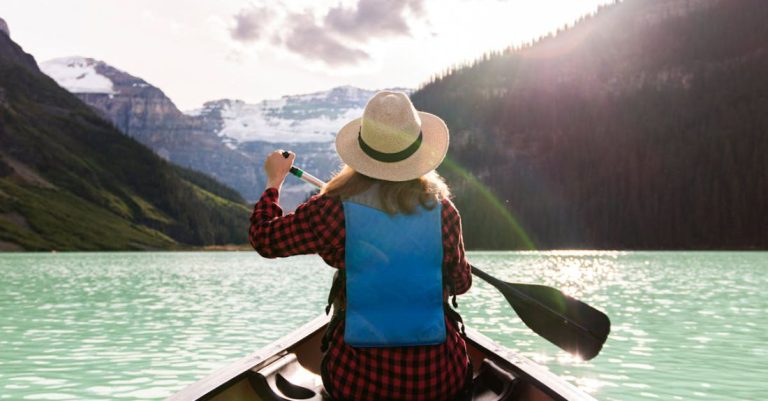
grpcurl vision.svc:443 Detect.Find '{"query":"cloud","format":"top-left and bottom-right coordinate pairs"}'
top-left (229, 0), bottom-right (426, 66)
top-left (325, 0), bottom-right (426, 40)
top-left (230, 6), bottom-right (274, 42)
top-left (282, 13), bottom-right (370, 66)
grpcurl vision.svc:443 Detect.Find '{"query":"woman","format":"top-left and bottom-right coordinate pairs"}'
top-left (249, 91), bottom-right (472, 401)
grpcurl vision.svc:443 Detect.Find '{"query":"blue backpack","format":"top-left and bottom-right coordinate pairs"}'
top-left (342, 197), bottom-right (446, 347)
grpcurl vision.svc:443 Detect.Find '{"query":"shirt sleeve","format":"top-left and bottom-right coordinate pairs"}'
top-left (249, 188), bottom-right (344, 258)
top-left (441, 198), bottom-right (472, 295)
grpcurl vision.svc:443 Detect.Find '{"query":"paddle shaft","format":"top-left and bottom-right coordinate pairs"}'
top-left (278, 152), bottom-right (609, 359)
top-left (288, 166), bottom-right (326, 188)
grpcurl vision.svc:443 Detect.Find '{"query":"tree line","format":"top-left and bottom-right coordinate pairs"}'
top-left (412, 0), bottom-right (768, 249)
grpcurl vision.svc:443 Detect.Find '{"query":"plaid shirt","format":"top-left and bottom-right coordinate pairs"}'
top-left (250, 188), bottom-right (472, 401)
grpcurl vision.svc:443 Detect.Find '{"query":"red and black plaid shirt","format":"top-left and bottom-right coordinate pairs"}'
top-left (249, 188), bottom-right (472, 401)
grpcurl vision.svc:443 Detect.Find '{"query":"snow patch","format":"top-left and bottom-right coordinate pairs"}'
top-left (183, 86), bottom-right (412, 145)
top-left (40, 57), bottom-right (116, 94)
top-left (217, 101), bottom-right (363, 143)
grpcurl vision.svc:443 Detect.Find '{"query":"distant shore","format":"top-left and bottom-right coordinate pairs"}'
top-left (0, 244), bottom-right (255, 253)
top-left (192, 244), bottom-right (253, 252)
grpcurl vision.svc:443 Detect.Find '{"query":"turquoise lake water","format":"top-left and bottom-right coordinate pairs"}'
top-left (0, 251), bottom-right (766, 400)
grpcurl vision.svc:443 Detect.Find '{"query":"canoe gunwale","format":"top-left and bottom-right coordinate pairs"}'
top-left (165, 315), bottom-right (329, 401)
top-left (165, 314), bottom-right (597, 401)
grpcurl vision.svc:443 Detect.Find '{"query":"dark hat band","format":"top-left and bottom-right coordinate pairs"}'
top-left (357, 127), bottom-right (423, 163)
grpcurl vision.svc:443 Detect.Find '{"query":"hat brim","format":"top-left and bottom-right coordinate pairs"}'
top-left (335, 112), bottom-right (449, 182)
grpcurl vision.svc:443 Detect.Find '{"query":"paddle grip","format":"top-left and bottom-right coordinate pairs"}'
top-left (281, 151), bottom-right (325, 188)
top-left (281, 151), bottom-right (301, 176)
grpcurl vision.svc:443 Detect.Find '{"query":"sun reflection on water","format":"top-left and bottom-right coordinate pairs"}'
top-left (461, 251), bottom-right (768, 401)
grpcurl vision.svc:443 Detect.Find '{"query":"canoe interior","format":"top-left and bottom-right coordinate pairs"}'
top-left (168, 316), bottom-right (594, 401)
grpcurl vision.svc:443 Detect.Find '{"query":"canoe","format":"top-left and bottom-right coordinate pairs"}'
top-left (166, 314), bottom-right (597, 401)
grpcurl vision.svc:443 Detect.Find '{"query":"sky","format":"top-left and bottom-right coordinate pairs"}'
top-left (3, 0), bottom-right (614, 110)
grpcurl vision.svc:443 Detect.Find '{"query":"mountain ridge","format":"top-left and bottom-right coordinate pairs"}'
top-left (41, 57), bottom-right (408, 205)
top-left (412, 0), bottom-right (768, 249)
top-left (0, 26), bottom-right (249, 251)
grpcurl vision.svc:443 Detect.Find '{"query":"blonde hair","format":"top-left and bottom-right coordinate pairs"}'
top-left (321, 165), bottom-right (451, 214)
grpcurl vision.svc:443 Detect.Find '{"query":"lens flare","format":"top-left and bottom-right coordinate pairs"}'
top-left (441, 157), bottom-right (536, 250)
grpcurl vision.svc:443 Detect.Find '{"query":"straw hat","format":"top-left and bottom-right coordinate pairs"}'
top-left (335, 91), bottom-right (449, 182)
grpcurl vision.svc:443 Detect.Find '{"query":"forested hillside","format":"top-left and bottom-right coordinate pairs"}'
top-left (0, 29), bottom-right (249, 251)
top-left (412, 0), bottom-right (768, 249)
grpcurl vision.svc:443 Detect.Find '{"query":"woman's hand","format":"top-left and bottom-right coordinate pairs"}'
top-left (264, 150), bottom-right (295, 191)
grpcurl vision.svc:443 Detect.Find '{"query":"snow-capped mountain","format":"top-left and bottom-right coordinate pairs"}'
top-left (188, 86), bottom-right (399, 207)
top-left (41, 56), bottom-right (407, 208)
top-left (41, 56), bottom-right (264, 201)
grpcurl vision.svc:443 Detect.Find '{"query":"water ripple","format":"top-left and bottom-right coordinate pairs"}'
top-left (1, 251), bottom-right (766, 401)
top-left (462, 251), bottom-right (768, 401)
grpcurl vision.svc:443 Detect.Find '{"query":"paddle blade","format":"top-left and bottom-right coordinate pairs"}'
top-left (472, 266), bottom-right (610, 360)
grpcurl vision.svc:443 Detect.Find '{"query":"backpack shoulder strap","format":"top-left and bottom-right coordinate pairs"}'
top-left (321, 270), bottom-right (345, 353)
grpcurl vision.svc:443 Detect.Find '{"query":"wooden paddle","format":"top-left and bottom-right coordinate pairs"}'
top-left (281, 153), bottom-right (610, 360)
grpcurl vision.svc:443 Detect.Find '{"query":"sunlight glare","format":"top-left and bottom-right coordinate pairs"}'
top-left (557, 351), bottom-right (585, 365)
top-left (425, 0), bottom-right (614, 65)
